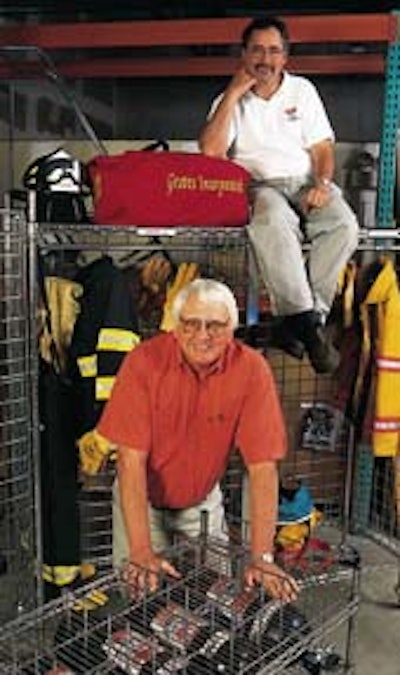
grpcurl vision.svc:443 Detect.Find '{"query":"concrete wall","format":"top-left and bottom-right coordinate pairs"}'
top-left (114, 75), bottom-right (385, 143)
top-left (0, 73), bottom-right (385, 144)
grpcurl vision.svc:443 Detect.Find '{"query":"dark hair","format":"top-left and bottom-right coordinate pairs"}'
top-left (241, 16), bottom-right (289, 51)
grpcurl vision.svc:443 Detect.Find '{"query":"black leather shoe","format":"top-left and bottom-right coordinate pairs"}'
top-left (269, 318), bottom-right (305, 360)
top-left (283, 310), bottom-right (340, 374)
top-left (305, 324), bottom-right (340, 374)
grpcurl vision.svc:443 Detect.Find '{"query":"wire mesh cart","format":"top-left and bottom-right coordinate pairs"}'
top-left (30, 221), bottom-right (251, 578)
top-left (0, 536), bottom-right (360, 674)
top-left (4, 209), bottom-right (363, 670)
top-left (0, 206), bottom-right (37, 622)
top-left (2, 211), bottom-right (399, 671)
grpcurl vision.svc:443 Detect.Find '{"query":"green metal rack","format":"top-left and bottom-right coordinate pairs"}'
top-left (377, 11), bottom-right (400, 228)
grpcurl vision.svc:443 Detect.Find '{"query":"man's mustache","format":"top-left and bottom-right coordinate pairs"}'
top-left (255, 64), bottom-right (272, 72)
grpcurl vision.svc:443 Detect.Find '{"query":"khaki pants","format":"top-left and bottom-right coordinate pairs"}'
top-left (112, 480), bottom-right (228, 569)
top-left (247, 178), bottom-right (359, 317)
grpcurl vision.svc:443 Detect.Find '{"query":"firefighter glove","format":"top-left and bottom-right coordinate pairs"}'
top-left (78, 429), bottom-right (116, 475)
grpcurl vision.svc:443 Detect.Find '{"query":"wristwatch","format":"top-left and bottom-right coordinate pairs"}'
top-left (259, 552), bottom-right (274, 564)
top-left (318, 177), bottom-right (332, 189)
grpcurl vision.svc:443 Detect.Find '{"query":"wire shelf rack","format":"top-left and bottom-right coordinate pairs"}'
top-left (0, 537), bottom-right (360, 674)
top-left (0, 207), bottom-right (37, 622)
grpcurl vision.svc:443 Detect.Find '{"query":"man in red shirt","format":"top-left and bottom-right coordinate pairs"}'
top-left (98, 278), bottom-right (297, 600)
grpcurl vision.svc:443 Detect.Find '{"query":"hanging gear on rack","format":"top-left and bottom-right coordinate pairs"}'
top-left (141, 255), bottom-right (172, 297)
top-left (137, 254), bottom-right (173, 318)
top-left (39, 276), bottom-right (83, 371)
top-left (159, 261), bottom-right (199, 331)
top-left (38, 259), bottom-right (82, 597)
top-left (67, 256), bottom-right (141, 475)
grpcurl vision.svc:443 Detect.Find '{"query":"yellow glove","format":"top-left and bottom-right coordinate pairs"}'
top-left (73, 588), bottom-right (109, 612)
top-left (78, 429), bottom-right (116, 476)
top-left (276, 522), bottom-right (310, 550)
top-left (160, 262), bottom-right (199, 332)
top-left (80, 562), bottom-right (96, 580)
top-left (276, 508), bottom-right (323, 549)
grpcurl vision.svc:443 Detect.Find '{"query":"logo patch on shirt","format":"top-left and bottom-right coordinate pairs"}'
top-left (207, 413), bottom-right (226, 423)
top-left (284, 106), bottom-right (300, 121)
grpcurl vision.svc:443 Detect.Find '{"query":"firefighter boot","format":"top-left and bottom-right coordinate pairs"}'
top-left (270, 317), bottom-right (306, 360)
top-left (285, 311), bottom-right (340, 375)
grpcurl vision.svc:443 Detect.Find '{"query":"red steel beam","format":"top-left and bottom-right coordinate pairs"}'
top-left (0, 54), bottom-right (385, 79)
top-left (0, 14), bottom-right (394, 50)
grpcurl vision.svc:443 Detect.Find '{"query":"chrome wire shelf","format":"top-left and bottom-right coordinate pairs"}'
top-left (0, 537), bottom-right (360, 674)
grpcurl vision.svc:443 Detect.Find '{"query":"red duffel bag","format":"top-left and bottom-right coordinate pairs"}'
top-left (87, 149), bottom-right (251, 227)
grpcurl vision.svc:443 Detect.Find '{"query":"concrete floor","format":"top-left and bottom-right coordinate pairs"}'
top-left (355, 559), bottom-right (400, 674)
top-left (305, 525), bottom-right (399, 675)
top-left (342, 536), bottom-right (400, 675)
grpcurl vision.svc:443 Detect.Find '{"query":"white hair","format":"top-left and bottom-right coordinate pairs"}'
top-left (172, 278), bottom-right (239, 329)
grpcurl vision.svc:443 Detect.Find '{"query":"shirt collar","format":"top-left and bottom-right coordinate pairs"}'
top-left (245, 70), bottom-right (288, 102)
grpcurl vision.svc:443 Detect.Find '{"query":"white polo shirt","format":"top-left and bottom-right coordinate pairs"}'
top-left (210, 72), bottom-right (334, 181)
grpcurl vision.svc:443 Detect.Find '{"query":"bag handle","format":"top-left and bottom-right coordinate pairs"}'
top-left (142, 139), bottom-right (170, 152)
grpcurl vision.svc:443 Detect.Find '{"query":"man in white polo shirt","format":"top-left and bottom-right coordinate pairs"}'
top-left (199, 15), bottom-right (359, 374)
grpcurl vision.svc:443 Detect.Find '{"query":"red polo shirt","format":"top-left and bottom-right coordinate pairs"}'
top-left (98, 332), bottom-right (287, 508)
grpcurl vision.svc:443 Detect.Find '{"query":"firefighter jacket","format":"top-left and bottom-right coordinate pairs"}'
top-left (68, 256), bottom-right (141, 439)
top-left (39, 276), bottom-right (83, 371)
top-left (363, 259), bottom-right (400, 457)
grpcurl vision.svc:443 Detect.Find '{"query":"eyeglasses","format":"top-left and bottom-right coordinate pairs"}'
top-left (179, 316), bottom-right (230, 337)
top-left (247, 45), bottom-right (285, 58)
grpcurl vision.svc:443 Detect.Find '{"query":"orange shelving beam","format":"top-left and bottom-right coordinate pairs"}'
top-left (0, 14), bottom-right (394, 77)
top-left (0, 14), bottom-right (393, 48)
top-left (0, 54), bottom-right (386, 79)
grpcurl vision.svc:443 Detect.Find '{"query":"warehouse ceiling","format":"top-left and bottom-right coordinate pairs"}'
top-left (0, 0), bottom-right (398, 21)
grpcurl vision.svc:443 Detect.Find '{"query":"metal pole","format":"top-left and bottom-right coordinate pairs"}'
top-left (27, 196), bottom-right (44, 607)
